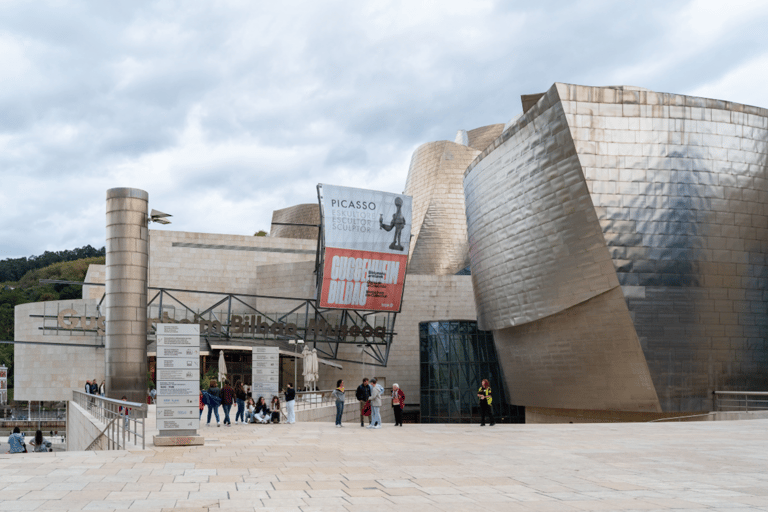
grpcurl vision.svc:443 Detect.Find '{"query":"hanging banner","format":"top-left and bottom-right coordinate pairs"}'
top-left (318, 184), bottom-right (412, 312)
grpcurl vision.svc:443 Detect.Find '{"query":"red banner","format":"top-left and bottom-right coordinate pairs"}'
top-left (319, 247), bottom-right (407, 311)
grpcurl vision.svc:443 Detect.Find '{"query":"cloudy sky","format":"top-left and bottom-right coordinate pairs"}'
top-left (2, 0), bottom-right (767, 259)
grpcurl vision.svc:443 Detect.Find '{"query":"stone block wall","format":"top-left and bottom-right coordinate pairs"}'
top-left (15, 300), bottom-right (105, 402)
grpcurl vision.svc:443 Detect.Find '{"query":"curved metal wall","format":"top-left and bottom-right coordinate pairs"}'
top-left (464, 83), bottom-right (768, 413)
top-left (404, 124), bottom-right (505, 276)
top-left (270, 204), bottom-right (320, 240)
top-left (561, 83), bottom-right (768, 411)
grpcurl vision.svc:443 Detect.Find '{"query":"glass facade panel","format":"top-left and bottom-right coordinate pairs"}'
top-left (420, 320), bottom-right (524, 423)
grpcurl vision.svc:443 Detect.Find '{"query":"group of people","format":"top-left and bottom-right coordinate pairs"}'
top-left (331, 378), bottom-right (405, 428)
top-left (6, 427), bottom-right (51, 454)
top-left (83, 379), bottom-right (105, 396)
top-left (200, 380), bottom-right (296, 426)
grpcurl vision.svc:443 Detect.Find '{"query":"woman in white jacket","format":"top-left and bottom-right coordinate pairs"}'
top-left (367, 378), bottom-right (382, 429)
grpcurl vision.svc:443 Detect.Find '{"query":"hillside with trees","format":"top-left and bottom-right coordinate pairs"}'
top-left (0, 245), bottom-right (104, 282)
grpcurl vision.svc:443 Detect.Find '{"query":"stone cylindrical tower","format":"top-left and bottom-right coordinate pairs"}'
top-left (105, 188), bottom-right (149, 403)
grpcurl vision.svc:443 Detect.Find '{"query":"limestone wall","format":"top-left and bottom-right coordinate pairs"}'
top-left (66, 401), bottom-right (107, 451)
top-left (14, 300), bottom-right (105, 402)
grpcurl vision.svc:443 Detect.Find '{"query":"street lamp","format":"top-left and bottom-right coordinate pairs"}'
top-left (288, 339), bottom-right (304, 391)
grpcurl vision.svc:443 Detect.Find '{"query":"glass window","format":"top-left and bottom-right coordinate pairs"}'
top-left (419, 321), bottom-right (524, 423)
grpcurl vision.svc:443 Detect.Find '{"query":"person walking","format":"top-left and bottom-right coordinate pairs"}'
top-left (356, 378), bottom-right (371, 427)
top-left (220, 380), bottom-right (235, 426)
top-left (477, 378), bottom-right (495, 426)
top-left (332, 380), bottom-right (345, 427)
top-left (367, 378), bottom-right (382, 429)
top-left (206, 379), bottom-right (222, 427)
top-left (284, 383), bottom-right (295, 424)
top-left (234, 380), bottom-right (246, 424)
top-left (391, 383), bottom-right (405, 426)
top-left (99, 380), bottom-right (106, 397)
top-left (149, 386), bottom-right (157, 404)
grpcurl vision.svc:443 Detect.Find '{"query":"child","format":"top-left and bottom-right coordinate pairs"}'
top-left (119, 396), bottom-right (130, 429)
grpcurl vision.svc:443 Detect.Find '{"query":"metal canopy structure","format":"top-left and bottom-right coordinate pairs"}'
top-left (38, 279), bottom-right (397, 367)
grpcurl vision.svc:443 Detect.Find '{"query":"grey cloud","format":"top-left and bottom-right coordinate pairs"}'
top-left (2, 0), bottom-right (768, 258)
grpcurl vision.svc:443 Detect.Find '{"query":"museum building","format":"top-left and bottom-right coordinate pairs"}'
top-left (14, 83), bottom-right (768, 423)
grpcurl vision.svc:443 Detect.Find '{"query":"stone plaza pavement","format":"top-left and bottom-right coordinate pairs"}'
top-left (1, 418), bottom-right (768, 511)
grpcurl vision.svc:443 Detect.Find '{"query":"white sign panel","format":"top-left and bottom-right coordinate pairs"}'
top-left (158, 380), bottom-right (199, 396)
top-left (157, 345), bottom-right (199, 358)
top-left (157, 324), bottom-right (200, 336)
top-left (157, 407), bottom-right (199, 419)
top-left (158, 418), bottom-right (200, 431)
top-left (158, 357), bottom-right (200, 370)
top-left (252, 384), bottom-right (280, 398)
top-left (157, 395), bottom-right (198, 408)
top-left (157, 368), bottom-right (199, 381)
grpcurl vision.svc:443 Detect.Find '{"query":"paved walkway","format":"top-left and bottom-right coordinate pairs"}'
top-left (1, 418), bottom-right (767, 511)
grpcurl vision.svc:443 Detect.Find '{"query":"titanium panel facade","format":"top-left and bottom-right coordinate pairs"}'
top-left (465, 83), bottom-right (768, 413)
top-left (405, 124), bottom-right (504, 275)
top-left (270, 203), bottom-right (320, 240)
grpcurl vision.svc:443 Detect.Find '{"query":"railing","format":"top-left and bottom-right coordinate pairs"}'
top-left (72, 391), bottom-right (146, 450)
top-left (713, 391), bottom-right (768, 412)
top-left (0, 410), bottom-right (66, 421)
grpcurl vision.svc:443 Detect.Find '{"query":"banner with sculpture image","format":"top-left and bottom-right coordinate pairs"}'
top-left (318, 184), bottom-right (412, 312)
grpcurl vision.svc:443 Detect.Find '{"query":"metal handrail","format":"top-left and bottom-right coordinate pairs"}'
top-left (713, 391), bottom-right (768, 412)
top-left (72, 391), bottom-right (146, 450)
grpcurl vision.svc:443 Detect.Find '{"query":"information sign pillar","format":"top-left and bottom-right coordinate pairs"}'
top-left (153, 324), bottom-right (204, 446)
top-left (252, 347), bottom-right (280, 401)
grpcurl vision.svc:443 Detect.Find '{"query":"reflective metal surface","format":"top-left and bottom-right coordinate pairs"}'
top-left (105, 187), bottom-right (149, 404)
top-left (404, 124), bottom-right (504, 275)
top-left (465, 84), bottom-right (768, 413)
top-left (270, 203), bottom-right (320, 240)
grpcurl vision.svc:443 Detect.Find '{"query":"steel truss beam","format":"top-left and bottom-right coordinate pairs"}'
top-left (38, 279), bottom-right (396, 366)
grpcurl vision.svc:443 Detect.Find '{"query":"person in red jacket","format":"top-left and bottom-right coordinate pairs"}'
top-left (391, 383), bottom-right (405, 427)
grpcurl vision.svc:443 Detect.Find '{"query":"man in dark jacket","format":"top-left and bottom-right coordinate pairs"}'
top-left (89, 378), bottom-right (98, 410)
top-left (356, 378), bottom-right (371, 427)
